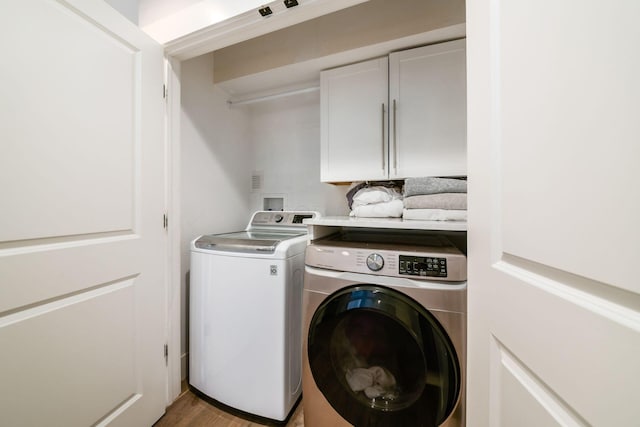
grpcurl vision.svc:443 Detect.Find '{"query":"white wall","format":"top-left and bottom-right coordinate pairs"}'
top-left (246, 93), bottom-right (349, 215)
top-left (180, 52), bottom-right (253, 377)
top-left (138, 0), bottom-right (198, 26)
top-left (179, 52), bottom-right (348, 381)
top-left (104, 0), bottom-right (139, 24)
top-left (138, 0), bottom-right (266, 27)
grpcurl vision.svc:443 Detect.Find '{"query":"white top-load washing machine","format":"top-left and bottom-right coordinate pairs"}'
top-left (189, 210), bottom-right (319, 422)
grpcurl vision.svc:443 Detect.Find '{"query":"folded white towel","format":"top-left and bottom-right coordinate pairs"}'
top-left (352, 186), bottom-right (402, 209)
top-left (350, 199), bottom-right (404, 218)
top-left (403, 193), bottom-right (467, 210)
top-left (403, 208), bottom-right (467, 221)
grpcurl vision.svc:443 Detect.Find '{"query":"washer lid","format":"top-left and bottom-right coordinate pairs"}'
top-left (194, 230), bottom-right (305, 253)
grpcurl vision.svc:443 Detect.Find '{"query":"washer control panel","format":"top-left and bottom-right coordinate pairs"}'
top-left (249, 211), bottom-right (317, 227)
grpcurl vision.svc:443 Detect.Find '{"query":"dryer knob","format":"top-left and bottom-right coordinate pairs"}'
top-left (274, 214), bottom-right (284, 223)
top-left (366, 253), bottom-right (384, 271)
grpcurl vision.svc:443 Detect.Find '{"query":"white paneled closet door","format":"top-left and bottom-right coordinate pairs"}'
top-left (0, 1), bottom-right (166, 426)
top-left (467, 1), bottom-right (640, 426)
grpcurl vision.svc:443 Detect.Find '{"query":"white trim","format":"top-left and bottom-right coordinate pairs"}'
top-left (165, 56), bottom-right (183, 404)
top-left (160, 0), bottom-right (371, 61)
top-left (0, 278), bottom-right (135, 328)
top-left (94, 394), bottom-right (143, 427)
top-left (181, 352), bottom-right (188, 381)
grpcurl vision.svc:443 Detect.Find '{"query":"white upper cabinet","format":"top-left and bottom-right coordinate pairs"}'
top-left (320, 57), bottom-right (389, 182)
top-left (320, 39), bottom-right (467, 183)
top-left (389, 39), bottom-right (467, 178)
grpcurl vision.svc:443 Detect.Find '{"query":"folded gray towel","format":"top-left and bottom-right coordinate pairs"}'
top-left (404, 177), bottom-right (467, 196)
top-left (404, 193), bottom-right (467, 210)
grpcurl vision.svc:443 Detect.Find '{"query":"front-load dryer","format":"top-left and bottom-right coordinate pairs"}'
top-left (302, 229), bottom-right (467, 427)
top-left (190, 210), bottom-right (318, 422)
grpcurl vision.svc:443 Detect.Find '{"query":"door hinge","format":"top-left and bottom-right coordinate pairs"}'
top-left (164, 344), bottom-right (168, 366)
top-left (163, 84), bottom-right (167, 99)
top-left (163, 213), bottom-right (168, 230)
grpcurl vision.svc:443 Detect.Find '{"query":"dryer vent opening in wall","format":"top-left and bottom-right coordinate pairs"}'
top-left (264, 197), bottom-right (284, 211)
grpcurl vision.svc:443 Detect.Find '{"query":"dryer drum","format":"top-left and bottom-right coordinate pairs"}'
top-left (307, 285), bottom-right (460, 427)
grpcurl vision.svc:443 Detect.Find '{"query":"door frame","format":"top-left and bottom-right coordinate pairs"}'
top-left (162, 2), bottom-right (381, 405)
top-left (165, 56), bottom-right (183, 404)
top-left (160, 0), bottom-right (472, 407)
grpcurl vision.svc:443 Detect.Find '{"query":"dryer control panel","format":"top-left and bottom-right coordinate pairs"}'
top-left (399, 255), bottom-right (447, 278)
top-left (306, 231), bottom-right (466, 282)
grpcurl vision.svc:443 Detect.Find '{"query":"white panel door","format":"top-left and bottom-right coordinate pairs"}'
top-left (389, 39), bottom-right (467, 179)
top-left (467, 1), bottom-right (640, 426)
top-left (0, 1), bottom-right (166, 426)
top-left (320, 57), bottom-right (389, 182)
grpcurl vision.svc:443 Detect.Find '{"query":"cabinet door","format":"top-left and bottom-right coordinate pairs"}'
top-left (321, 57), bottom-right (389, 182)
top-left (389, 39), bottom-right (467, 179)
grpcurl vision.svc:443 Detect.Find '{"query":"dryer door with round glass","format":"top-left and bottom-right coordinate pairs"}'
top-left (307, 285), bottom-right (460, 427)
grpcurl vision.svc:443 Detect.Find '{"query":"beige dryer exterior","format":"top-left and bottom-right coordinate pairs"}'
top-left (302, 266), bottom-right (466, 427)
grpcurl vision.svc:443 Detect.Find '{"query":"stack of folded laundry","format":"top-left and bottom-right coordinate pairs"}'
top-left (347, 182), bottom-right (404, 218)
top-left (402, 177), bottom-right (467, 221)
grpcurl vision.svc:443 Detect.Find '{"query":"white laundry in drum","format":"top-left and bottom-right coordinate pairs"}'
top-left (346, 366), bottom-right (398, 399)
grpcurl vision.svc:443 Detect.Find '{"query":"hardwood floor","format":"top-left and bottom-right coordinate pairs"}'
top-left (153, 389), bottom-right (304, 427)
